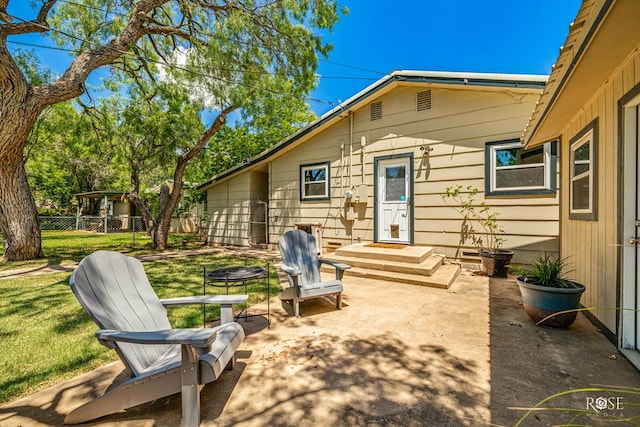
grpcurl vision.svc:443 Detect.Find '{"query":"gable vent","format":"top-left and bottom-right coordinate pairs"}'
top-left (417, 90), bottom-right (432, 111)
top-left (370, 101), bottom-right (382, 121)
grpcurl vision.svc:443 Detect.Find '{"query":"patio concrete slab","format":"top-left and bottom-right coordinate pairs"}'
top-left (1, 269), bottom-right (640, 426)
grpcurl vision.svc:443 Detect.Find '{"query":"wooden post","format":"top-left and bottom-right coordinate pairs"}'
top-left (103, 194), bottom-right (108, 234)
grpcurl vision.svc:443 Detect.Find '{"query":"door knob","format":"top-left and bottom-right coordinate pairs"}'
top-left (629, 236), bottom-right (639, 246)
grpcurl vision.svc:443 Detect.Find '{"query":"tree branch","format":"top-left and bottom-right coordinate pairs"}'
top-left (163, 104), bottom-right (236, 221)
top-left (31, 0), bottom-right (168, 108)
top-left (0, 0), bottom-right (57, 35)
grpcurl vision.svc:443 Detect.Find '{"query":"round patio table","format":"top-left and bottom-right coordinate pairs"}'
top-left (206, 266), bottom-right (266, 286)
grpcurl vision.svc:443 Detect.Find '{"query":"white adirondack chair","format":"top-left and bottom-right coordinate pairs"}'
top-left (278, 229), bottom-right (350, 317)
top-left (66, 250), bottom-right (247, 426)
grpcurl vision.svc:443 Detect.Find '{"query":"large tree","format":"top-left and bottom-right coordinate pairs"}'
top-left (0, 0), bottom-right (341, 261)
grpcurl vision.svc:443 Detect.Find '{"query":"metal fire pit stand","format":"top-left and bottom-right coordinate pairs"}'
top-left (203, 262), bottom-right (270, 327)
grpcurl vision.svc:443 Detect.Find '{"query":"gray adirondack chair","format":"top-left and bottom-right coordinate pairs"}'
top-left (65, 250), bottom-right (247, 426)
top-left (278, 229), bottom-right (350, 317)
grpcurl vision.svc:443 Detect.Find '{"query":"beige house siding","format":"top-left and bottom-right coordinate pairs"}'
top-left (555, 46), bottom-right (640, 333)
top-left (266, 84), bottom-right (559, 263)
top-left (206, 174), bottom-right (251, 246)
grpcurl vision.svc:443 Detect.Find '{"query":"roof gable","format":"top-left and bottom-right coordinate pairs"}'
top-left (198, 70), bottom-right (546, 190)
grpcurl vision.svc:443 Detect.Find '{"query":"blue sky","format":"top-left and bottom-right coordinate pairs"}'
top-left (7, 1), bottom-right (582, 117)
top-left (310, 0), bottom-right (581, 115)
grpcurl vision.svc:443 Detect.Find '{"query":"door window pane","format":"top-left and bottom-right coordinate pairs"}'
top-left (385, 166), bottom-right (406, 201)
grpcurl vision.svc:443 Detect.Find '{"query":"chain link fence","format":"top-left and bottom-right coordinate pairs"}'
top-left (0, 215), bottom-right (211, 252)
top-left (38, 215), bottom-right (210, 237)
top-left (39, 216), bottom-right (146, 233)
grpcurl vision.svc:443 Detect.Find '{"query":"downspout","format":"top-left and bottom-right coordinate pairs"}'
top-left (349, 111), bottom-right (354, 189)
top-left (361, 135), bottom-right (366, 181)
top-left (349, 111), bottom-right (354, 244)
top-left (340, 139), bottom-right (345, 198)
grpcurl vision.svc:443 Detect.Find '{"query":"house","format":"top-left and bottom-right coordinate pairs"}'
top-left (74, 190), bottom-right (138, 232)
top-left (198, 70), bottom-right (559, 266)
top-left (522, 0), bottom-right (640, 368)
top-left (75, 191), bottom-right (132, 217)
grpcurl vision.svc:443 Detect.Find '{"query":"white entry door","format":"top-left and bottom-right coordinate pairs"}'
top-left (376, 156), bottom-right (412, 243)
top-left (622, 99), bottom-right (640, 366)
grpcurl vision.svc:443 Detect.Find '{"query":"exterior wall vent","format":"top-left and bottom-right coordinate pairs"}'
top-left (417, 90), bottom-right (432, 111)
top-left (370, 101), bottom-right (382, 121)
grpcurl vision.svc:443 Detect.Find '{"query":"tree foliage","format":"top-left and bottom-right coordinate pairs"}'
top-left (198, 78), bottom-right (317, 180)
top-left (26, 101), bottom-right (127, 214)
top-left (0, 0), bottom-right (343, 259)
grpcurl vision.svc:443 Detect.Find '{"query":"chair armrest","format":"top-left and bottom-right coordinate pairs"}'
top-left (160, 295), bottom-right (249, 306)
top-left (280, 263), bottom-right (301, 277)
top-left (96, 328), bottom-right (217, 348)
top-left (319, 259), bottom-right (351, 270)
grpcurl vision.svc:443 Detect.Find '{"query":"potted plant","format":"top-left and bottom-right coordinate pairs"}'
top-left (516, 253), bottom-right (586, 328)
top-left (442, 185), bottom-right (513, 277)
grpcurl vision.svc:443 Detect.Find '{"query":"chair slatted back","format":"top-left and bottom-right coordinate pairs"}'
top-left (69, 251), bottom-right (173, 376)
top-left (278, 229), bottom-right (321, 286)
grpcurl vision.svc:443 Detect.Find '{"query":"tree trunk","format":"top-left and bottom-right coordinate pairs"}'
top-left (0, 107), bottom-right (44, 261)
top-left (153, 220), bottom-right (170, 251)
top-left (152, 183), bottom-right (172, 251)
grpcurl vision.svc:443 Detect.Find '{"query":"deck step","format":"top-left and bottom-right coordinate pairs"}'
top-left (334, 263), bottom-right (461, 289)
top-left (334, 243), bottom-right (433, 264)
top-left (323, 253), bottom-right (444, 276)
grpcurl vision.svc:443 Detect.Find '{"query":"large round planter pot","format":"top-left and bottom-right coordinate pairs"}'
top-left (479, 249), bottom-right (514, 278)
top-left (516, 278), bottom-right (586, 328)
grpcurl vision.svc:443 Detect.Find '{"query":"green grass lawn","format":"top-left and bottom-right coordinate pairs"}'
top-left (0, 251), bottom-right (280, 404)
top-left (0, 230), bottom-right (208, 271)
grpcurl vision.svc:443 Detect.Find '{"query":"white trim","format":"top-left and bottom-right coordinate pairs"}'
top-left (300, 163), bottom-right (329, 200)
top-left (621, 101), bottom-right (640, 357)
top-left (376, 156), bottom-right (411, 244)
top-left (488, 141), bottom-right (552, 193)
top-left (569, 130), bottom-right (594, 214)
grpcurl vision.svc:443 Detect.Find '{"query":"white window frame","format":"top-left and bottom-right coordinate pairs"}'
top-left (300, 162), bottom-right (330, 201)
top-left (569, 120), bottom-right (597, 220)
top-left (486, 139), bottom-right (555, 195)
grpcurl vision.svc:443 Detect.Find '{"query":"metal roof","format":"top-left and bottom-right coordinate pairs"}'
top-left (198, 70), bottom-right (547, 190)
top-left (522, 0), bottom-right (640, 148)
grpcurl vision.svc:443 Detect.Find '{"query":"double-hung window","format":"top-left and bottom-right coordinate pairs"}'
top-left (485, 139), bottom-right (556, 195)
top-left (300, 162), bottom-right (330, 201)
top-left (569, 120), bottom-right (597, 220)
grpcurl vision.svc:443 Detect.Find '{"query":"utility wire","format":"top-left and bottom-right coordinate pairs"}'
top-left (6, 11), bottom-right (343, 108)
top-left (53, 0), bottom-right (388, 77)
top-left (8, 39), bottom-right (79, 53)
top-left (7, 40), bottom-right (379, 82)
